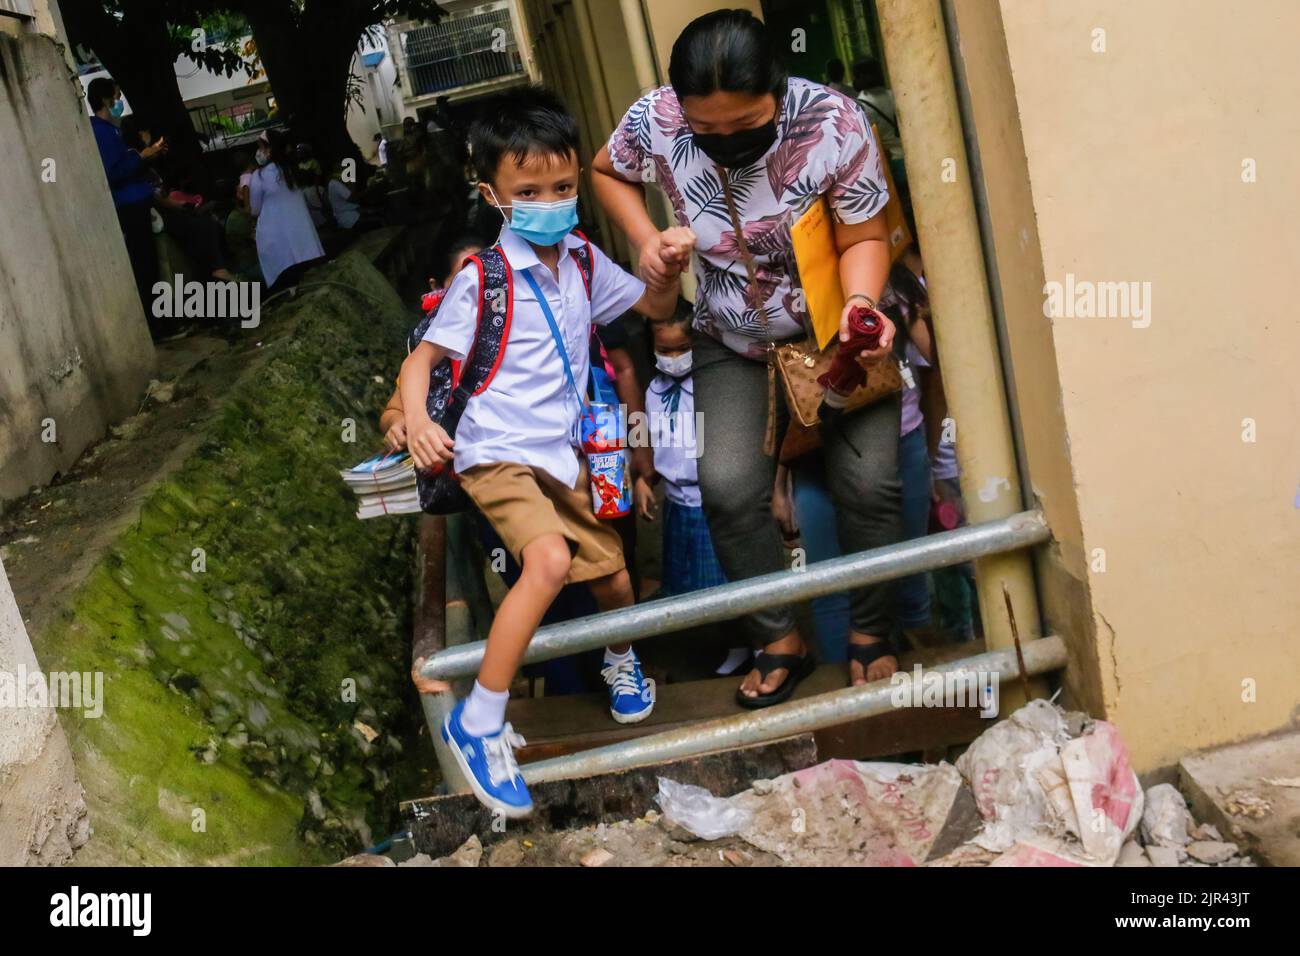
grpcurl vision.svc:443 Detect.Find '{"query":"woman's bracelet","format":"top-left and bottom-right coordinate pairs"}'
top-left (845, 293), bottom-right (877, 310)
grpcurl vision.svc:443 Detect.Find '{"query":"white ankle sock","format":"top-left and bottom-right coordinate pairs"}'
top-left (716, 647), bottom-right (752, 676)
top-left (460, 681), bottom-right (509, 737)
top-left (603, 647), bottom-right (634, 666)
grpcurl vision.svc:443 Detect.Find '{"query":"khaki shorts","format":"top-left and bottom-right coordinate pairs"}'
top-left (460, 457), bottom-right (625, 584)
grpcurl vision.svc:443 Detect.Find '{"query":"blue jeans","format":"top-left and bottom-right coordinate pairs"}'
top-left (791, 457), bottom-right (851, 662)
top-left (895, 426), bottom-right (933, 629)
top-left (792, 427), bottom-right (932, 661)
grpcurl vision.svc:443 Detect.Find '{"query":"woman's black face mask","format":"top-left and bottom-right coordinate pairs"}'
top-left (693, 118), bottom-right (778, 169)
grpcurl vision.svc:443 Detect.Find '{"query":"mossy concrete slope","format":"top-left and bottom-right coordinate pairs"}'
top-left (36, 252), bottom-right (422, 865)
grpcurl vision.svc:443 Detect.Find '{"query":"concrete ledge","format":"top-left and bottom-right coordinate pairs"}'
top-left (1179, 730), bottom-right (1300, 866)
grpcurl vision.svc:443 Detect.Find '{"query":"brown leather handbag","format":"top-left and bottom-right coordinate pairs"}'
top-left (773, 336), bottom-right (903, 429)
top-left (716, 167), bottom-right (903, 454)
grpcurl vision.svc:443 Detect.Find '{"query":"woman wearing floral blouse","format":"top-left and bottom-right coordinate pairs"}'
top-left (593, 10), bottom-right (903, 707)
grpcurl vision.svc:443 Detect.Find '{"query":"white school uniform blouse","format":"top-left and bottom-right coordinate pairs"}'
top-left (425, 226), bottom-right (646, 488)
top-left (249, 162), bottom-right (324, 287)
top-left (645, 371), bottom-right (702, 507)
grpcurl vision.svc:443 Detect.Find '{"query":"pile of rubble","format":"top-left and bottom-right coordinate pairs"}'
top-left (363, 701), bottom-right (1256, 868)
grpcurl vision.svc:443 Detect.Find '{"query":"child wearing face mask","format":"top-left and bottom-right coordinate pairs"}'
top-left (400, 87), bottom-right (688, 819)
top-left (635, 313), bottom-right (743, 672)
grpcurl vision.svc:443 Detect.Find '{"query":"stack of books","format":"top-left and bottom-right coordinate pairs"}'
top-left (340, 451), bottom-right (420, 519)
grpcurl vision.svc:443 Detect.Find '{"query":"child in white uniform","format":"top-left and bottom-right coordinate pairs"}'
top-left (400, 88), bottom-right (691, 818)
top-left (634, 314), bottom-right (742, 672)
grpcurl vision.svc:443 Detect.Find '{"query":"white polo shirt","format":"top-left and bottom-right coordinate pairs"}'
top-left (425, 226), bottom-right (646, 488)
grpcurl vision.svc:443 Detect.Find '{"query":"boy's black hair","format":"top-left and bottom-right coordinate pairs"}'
top-left (826, 58), bottom-right (846, 82)
top-left (87, 77), bottom-right (118, 112)
top-left (468, 86), bottom-right (580, 184)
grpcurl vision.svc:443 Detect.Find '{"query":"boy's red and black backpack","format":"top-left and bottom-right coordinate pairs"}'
top-left (411, 236), bottom-right (595, 514)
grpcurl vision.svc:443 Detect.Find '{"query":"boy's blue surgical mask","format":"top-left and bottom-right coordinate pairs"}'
top-left (486, 184), bottom-right (578, 247)
top-left (110, 98), bottom-right (126, 119)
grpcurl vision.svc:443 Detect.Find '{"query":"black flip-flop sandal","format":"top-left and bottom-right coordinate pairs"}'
top-left (846, 640), bottom-right (897, 685)
top-left (735, 651), bottom-right (816, 709)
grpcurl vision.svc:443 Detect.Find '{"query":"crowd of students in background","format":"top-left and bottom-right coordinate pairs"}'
top-left (88, 75), bottom-right (416, 342)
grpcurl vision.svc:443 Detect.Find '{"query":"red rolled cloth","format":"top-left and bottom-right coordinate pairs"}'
top-left (817, 305), bottom-right (886, 395)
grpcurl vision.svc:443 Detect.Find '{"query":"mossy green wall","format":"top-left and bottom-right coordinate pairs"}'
top-left (36, 252), bottom-right (424, 865)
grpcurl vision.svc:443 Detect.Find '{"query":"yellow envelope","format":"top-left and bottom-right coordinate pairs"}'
top-left (791, 125), bottom-right (912, 349)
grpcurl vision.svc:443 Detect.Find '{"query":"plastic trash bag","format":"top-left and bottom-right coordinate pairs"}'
top-left (655, 777), bottom-right (753, 841)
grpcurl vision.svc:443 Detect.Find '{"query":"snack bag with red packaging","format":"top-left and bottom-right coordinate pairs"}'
top-left (581, 402), bottom-right (631, 519)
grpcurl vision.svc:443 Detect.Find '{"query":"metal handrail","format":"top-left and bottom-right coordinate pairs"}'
top-left (521, 635), bottom-right (1068, 784)
top-left (419, 509), bottom-right (1050, 683)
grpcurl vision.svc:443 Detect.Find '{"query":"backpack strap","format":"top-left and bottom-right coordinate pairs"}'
top-left (569, 229), bottom-right (594, 301)
top-left (450, 245), bottom-right (513, 402)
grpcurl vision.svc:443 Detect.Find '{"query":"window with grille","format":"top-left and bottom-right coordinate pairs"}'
top-left (399, 4), bottom-right (524, 97)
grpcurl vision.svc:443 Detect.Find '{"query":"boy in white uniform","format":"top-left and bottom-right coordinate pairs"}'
top-left (400, 87), bottom-right (693, 817)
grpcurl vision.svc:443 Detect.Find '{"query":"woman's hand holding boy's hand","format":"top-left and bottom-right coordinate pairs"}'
top-left (638, 235), bottom-right (675, 293)
top-left (406, 415), bottom-right (454, 470)
top-left (659, 227), bottom-right (697, 276)
top-left (637, 227), bottom-right (697, 292)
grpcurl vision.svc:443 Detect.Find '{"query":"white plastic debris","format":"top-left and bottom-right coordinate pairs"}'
top-left (955, 699), bottom-right (1143, 865)
top-left (1060, 721), bottom-right (1143, 863)
top-left (1141, 783), bottom-right (1193, 846)
top-left (954, 699), bottom-right (1072, 852)
top-left (655, 778), bottom-right (753, 841)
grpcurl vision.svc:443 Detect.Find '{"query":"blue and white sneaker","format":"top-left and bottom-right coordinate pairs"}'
top-left (602, 653), bottom-right (656, 724)
top-left (441, 701), bottom-right (533, 818)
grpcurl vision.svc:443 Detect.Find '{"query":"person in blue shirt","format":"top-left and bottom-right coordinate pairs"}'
top-left (87, 77), bottom-right (178, 340)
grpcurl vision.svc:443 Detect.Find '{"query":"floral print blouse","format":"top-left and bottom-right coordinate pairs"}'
top-left (607, 77), bottom-right (889, 359)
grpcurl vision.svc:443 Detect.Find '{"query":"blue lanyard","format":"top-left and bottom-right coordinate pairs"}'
top-left (520, 267), bottom-right (590, 412)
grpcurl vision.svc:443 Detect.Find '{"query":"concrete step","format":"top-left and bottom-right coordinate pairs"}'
top-left (1179, 729), bottom-right (1300, 866)
top-left (505, 639), bottom-right (993, 765)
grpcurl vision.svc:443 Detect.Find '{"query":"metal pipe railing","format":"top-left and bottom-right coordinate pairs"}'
top-left (876, 0), bottom-right (1047, 709)
top-left (419, 509), bottom-right (1049, 683)
top-left (520, 635), bottom-right (1068, 784)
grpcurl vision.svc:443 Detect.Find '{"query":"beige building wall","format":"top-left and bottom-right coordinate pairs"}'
top-left (639, 0), bottom-right (765, 77)
top-left (952, 0), bottom-right (1300, 770)
top-left (0, 2), bottom-right (156, 506)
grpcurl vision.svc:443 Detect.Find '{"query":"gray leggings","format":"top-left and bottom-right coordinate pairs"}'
top-left (692, 332), bottom-right (902, 647)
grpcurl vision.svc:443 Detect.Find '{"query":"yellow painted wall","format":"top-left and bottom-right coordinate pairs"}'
top-left (957, 0), bottom-right (1300, 769)
top-left (639, 0), bottom-right (765, 78)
